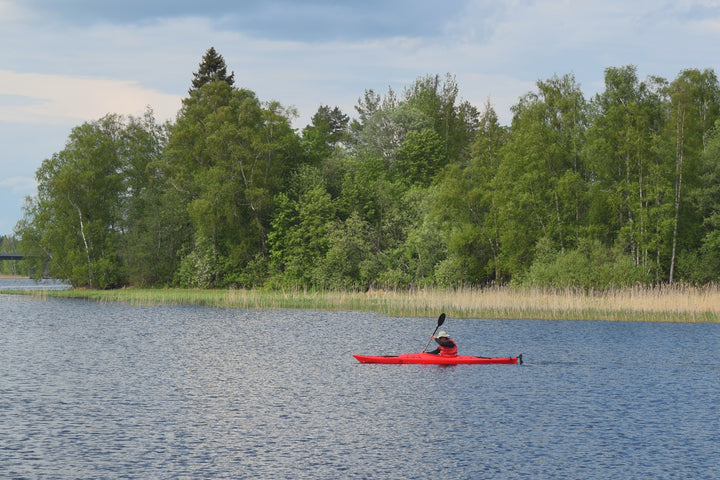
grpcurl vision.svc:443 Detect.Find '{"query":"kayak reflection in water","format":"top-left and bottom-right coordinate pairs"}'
top-left (426, 331), bottom-right (457, 356)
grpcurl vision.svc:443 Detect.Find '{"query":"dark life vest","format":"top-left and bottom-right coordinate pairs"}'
top-left (438, 337), bottom-right (457, 357)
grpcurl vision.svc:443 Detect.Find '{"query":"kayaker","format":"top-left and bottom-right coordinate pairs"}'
top-left (427, 331), bottom-right (457, 356)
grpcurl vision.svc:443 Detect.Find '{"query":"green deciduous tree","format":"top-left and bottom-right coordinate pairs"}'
top-left (663, 69), bottom-right (720, 282)
top-left (433, 102), bottom-right (507, 284)
top-left (163, 74), bottom-right (301, 286)
top-left (682, 117), bottom-right (720, 283)
top-left (302, 105), bottom-right (349, 162)
top-left (267, 167), bottom-right (336, 287)
top-left (496, 73), bottom-right (588, 277)
top-left (394, 128), bottom-right (445, 186)
top-left (403, 73), bottom-right (479, 163)
top-left (585, 66), bottom-right (668, 281)
top-left (119, 110), bottom-right (186, 286)
top-left (18, 113), bottom-right (163, 287)
top-left (350, 87), bottom-right (433, 164)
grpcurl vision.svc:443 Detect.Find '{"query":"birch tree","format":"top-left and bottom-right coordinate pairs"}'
top-left (664, 69), bottom-right (720, 282)
top-left (18, 114), bottom-right (155, 287)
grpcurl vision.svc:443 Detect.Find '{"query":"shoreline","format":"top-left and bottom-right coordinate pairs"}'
top-left (4, 285), bottom-right (720, 323)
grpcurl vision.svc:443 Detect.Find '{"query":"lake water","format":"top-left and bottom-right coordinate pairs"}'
top-left (0, 278), bottom-right (71, 291)
top-left (2, 284), bottom-right (719, 479)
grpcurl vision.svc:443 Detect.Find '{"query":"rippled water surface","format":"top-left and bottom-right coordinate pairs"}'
top-left (2, 288), bottom-right (719, 479)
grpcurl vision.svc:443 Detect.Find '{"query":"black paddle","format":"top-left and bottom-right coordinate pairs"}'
top-left (422, 313), bottom-right (446, 352)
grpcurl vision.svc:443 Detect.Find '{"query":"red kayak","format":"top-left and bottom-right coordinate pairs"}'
top-left (353, 352), bottom-right (522, 365)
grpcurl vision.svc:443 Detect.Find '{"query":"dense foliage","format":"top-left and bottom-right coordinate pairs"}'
top-left (0, 234), bottom-right (29, 276)
top-left (15, 49), bottom-right (720, 289)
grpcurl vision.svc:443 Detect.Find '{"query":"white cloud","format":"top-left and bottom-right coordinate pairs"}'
top-left (0, 70), bottom-right (182, 125)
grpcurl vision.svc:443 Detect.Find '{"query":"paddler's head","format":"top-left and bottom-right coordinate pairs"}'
top-left (437, 331), bottom-right (449, 339)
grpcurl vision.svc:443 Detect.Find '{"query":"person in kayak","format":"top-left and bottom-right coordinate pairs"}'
top-left (427, 331), bottom-right (457, 356)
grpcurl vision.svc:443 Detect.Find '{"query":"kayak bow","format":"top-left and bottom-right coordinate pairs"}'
top-left (353, 352), bottom-right (522, 365)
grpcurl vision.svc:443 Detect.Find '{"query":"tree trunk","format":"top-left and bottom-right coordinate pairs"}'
top-left (69, 196), bottom-right (92, 287)
top-left (669, 107), bottom-right (686, 284)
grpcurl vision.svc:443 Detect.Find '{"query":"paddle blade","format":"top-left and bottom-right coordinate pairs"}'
top-left (437, 313), bottom-right (446, 327)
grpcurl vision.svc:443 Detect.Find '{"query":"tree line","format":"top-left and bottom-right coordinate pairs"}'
top-left (15, 48), bottom-right (720, 289)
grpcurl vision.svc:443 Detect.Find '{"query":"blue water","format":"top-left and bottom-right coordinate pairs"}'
top-left (1, 290), bottom-right (719, 479)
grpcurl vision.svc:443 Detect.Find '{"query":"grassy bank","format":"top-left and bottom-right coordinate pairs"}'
top-left (6, 285), bottom-right (720, 322)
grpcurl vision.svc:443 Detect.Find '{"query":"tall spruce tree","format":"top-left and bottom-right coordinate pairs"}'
top-left (189, 47), bottom-right (235, 93)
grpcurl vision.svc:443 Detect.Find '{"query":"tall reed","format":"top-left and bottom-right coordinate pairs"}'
top-left (9, 284), bottom-right (720, 322)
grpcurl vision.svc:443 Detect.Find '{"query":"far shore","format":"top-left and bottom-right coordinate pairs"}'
top-left (4, 284), bottom-right (720, 323)
top-left (0, 274), bottom-right (29, 279)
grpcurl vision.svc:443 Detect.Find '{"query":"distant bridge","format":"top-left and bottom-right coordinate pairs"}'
top-left (0, 253), bottom-right (24, 260)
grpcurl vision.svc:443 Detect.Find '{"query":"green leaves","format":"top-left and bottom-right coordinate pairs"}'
top-left (18, 114), bottom-right (163, 288)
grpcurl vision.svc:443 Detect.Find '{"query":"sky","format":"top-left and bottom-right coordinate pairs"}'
top-left (1, 0), bottom-right (720, 237)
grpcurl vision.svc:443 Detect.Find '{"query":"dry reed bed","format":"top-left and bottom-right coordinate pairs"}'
top-left (334, 285), bottom-right (720, 321)
top-left (10, 285), bottom-right (720, 322)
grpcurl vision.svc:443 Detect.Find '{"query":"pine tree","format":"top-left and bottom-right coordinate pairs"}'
top-left (189, 47), bottom-right (235, 93)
